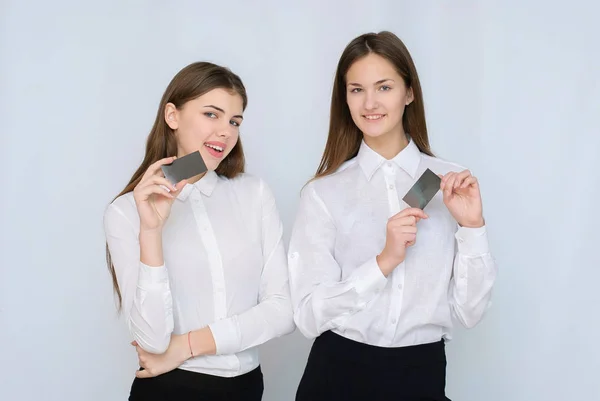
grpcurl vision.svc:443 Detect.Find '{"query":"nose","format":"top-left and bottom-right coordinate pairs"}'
top-left (216, 122), bottom-right (233, 138)
top-left (363, 90), bottom-right (378, 111)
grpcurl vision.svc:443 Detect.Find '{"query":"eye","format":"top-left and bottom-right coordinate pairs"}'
top-left (379, 85), bottom-right (392, 91)
top-left (349, 87), bottom-right (362, 93)
top-left (230, 120), bottom-right (240, 127)
top-left (204, 112), bottom-right (217, 118)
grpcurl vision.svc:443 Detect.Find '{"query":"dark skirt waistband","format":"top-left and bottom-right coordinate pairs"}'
top-left (318, 330), bottom-right (446, 366)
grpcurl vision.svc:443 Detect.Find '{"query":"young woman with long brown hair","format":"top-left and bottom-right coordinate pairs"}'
top-left (288, 31), bottom-right (498, 400)
top-left (103, 61), bottom-right (294, 400)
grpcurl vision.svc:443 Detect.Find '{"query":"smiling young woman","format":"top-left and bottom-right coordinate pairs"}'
top-left (103, 61), bottom-right (294, 401)
top-left (288, 31), bottom-right (497, 401)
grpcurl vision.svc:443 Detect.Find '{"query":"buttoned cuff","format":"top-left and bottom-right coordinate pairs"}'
top-left (208, 316), bottom-right (241, 355)
top-left (138, 262), bottom-right (169, 288)
top-left (455, 225), bottom-right (490, 256)
top-left (352, 257), bottom-right (388, 297)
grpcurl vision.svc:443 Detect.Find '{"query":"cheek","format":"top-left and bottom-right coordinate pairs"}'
top-left (385, 96), bottom-right (406, 118)
top-left (177, 121), bottom-right (212, 150)
top-left (346, 97), bottom-right (363, 120)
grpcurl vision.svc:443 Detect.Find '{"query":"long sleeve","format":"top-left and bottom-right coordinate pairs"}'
top-left (207, 180), bottom-right (295, 355)
top-left (103, 202), bottom-right (174, 354)
top-left (449, 225), bottom-right (498, 328)
top-left (287, 184), bottom-right (388, 340)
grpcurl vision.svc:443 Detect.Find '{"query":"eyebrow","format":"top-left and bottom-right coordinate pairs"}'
top-left (347, 79), bottom-right (395, 87)
top-left (203, 104), bottom-right (243, 120)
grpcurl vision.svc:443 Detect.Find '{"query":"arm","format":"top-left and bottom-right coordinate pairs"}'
top-left (448, 225), bottom-right (497, 328)
top-left (287, 184), bottom-right (389, 339)
top-left (200, 180), bottom-right (295, 355)
top-left (104, 202), bottom-right (174, 354)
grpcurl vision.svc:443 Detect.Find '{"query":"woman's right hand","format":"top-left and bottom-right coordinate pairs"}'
top-left (133, 156), bottom-right (187, 232)
top-left (376, 208), bottom-right (429, 276)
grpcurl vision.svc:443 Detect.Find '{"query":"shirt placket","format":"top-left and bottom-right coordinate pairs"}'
top-left (189, 189), bottom-right (227, 320)
top-left (382, 162), bottom-right (405, 344)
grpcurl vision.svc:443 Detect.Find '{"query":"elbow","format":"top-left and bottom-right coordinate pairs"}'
top-left (460, 314), bottom-right (481, 329)
top-left (134, 335), bottom-right (170, 354)
top-left (453, 302), bottom-right (491, 329)
top-left (275, 300), bottom-right (297, 337)
top-left (280, 311), bottom-right (297, 337)
top-left (129, 321), bottom-right (171, 354)
top-left (292, 310), bottom-right (319, 340)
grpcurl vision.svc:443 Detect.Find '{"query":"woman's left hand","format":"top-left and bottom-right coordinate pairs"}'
top-left (439, 170), bottom-right (485, 228)
top-left (132, 334), bottom-right (190, 379)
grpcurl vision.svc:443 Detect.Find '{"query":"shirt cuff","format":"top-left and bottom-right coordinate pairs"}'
top-left (138, 262), bottom-right (169, 288)
top-left (455, 225), bottom-right (490, 256)
top-left (208, 316), bottom-right (241, 355)
top-left (352, 257), bottom-right (388, 297)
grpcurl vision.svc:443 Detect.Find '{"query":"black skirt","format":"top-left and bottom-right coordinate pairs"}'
top-left (296, 331), bottom-right (451, 401)
top-left (128, 365), bottom-right (263, 401)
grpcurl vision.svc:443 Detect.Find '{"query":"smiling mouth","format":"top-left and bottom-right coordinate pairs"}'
top-left (363, 114), bottom-right (386, 121)
top-left (205, 143), bottom-right (224, 152)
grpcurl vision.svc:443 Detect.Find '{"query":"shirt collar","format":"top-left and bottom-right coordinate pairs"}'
top-left (357, 138), bottom-right (421, 180)
top-left (176, 170), bottom-right (219, 201)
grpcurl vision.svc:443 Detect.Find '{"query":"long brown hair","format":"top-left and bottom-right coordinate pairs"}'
top-left (315, 31), bottom-right (433, 179)
top-left (106, 61), bottom-right (248, 310)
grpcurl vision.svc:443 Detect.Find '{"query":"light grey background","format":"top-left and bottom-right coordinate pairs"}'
top-left (1, 1), bottom-right (599, 400)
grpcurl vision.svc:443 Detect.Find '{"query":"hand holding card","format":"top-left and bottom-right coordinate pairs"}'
top-left (161, 151), bottom-right (208, 184)
top-left (133, 156), bottom-right (189, 231)
top-left (402, 168), bottom-right (441, 210)
top-left (439, 169), bottom-right (484, 227)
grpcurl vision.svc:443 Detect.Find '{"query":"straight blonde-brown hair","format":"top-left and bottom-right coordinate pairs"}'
top-left (315, 31), bottom-right (433, 179)
top-left (106, 62), bottom-right (248, 309)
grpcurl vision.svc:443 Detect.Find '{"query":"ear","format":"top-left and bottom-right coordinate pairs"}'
top-left (406, 87), bottom-right (414, 106)
top-left (165, 103), bottom-right (179, 130)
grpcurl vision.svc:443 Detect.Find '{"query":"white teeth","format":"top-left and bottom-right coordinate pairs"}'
top-left (205, 144), bottom-right (224, 152)
top-left (365, 115), bottom-right (384, 120)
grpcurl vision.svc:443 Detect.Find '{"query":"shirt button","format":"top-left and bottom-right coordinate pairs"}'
top-left (388, 184), bottom-right (394, 189)
top-left (397, 284), bottom-right (402, 290)
top-left (391, 318), bottom-right (397, 324)
top-left (387, 162), bottom-right (392, 168)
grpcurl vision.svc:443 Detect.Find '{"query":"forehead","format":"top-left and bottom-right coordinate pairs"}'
top-left (346, 53), bottom-right (400, 84)
top-left (187, 88), bottom-right (244, 113)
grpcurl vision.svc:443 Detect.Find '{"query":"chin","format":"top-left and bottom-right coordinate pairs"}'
top-left (361, 128), bottom-right (387, 139)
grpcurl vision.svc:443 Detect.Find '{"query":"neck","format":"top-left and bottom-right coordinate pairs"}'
top-left (364, 129), bottom-right (409, 160)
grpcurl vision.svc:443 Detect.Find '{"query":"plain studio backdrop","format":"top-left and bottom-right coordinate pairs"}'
top-left (1, 1), bottom-right (599, 400)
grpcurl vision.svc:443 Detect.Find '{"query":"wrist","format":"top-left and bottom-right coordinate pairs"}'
top-left (459, 217), bottom-right (485, 228)
top-left (139, 229), bottom-right (164, 267)
top-left (139, 227), bottom-right (163, 237)
top-left (190, 327), bottom-right (217, 357)
top-left (376, 251), bottom-right (401, 277)
top-left (174, 334), bottom-right (192, 363)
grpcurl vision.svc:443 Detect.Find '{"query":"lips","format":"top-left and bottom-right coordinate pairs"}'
top-left (204, 141), bottom-right (226, 158)
top-left (363, 114), bottom-right (386, 121)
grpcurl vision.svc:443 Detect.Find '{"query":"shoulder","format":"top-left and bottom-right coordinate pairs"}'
top-left (420, 153), bottom-right (470, 175)
top-left (225, 172), bottom-right (265, 192)
top-left (224, 172), bottom-right (276, 202)
top-left (305, 158), bottom-right (361, 195)
top-left (103, 192), bottom-right (138, 231)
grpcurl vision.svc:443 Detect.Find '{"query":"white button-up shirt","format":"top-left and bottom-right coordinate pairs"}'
top-left (288, 139), bottom-right (497, 347)
top-left (104, 171), bottom-right (294, 377)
